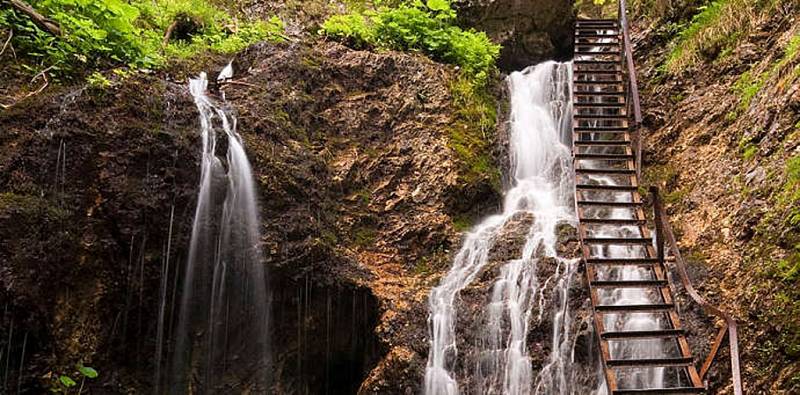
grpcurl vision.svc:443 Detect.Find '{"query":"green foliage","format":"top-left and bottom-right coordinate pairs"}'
top-left (742, 144), bottom-right (758, 161)
top-left (732, 69), bottom-right (765, 113)
top-left (448, 75), bottom-right (500, 188)
top-left (321, 0), bottom-right (500, 83)
top-left (0, 0), bottom-right (284, 79)
top-left (77, 365), bottom-right (98, 379)
top-left (451, 214), bottom-right (473, 232)
top-left (50, 364), bottom-right (98, 394)
top-left (781, 155), bottom-right (800, 212)
top-left (58, 375), bottom-right (76, 388)
top-left (661, 0), bottom-right (784, 73)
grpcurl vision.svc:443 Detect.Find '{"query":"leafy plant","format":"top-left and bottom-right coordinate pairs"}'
top-left (50, 364), bottom-right (99, 394)
top-left (0, 0), bottom-right (284, 80)
top-left (321, 0), bottom-right (500, 83)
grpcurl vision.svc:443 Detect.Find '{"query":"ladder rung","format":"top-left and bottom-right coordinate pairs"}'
top-left (576, 168), bottom-right (635, 175)
top-left (606, 357), bottom-right (694, 368)
top-left (575, 34), bottom-right (621, 39)
top-left (583, 237), bottom-right (652, 244)
top-left (575, 42), bottom-right (621, 47)
top-left (574, 141), bottom-right (630, 146)
top-left (574, 80), bottom-right (624, 85)
top-left (596, 303), bottom-right (675, 313)
top-left (574, 126), bottom-right (629, 131)
top-left (576, 27), bottom-right (619, 31)
top-left (586, 258), bottom-right (658, 265)
top-left (591, 280), bottom-right (668, 288)
top-left (574, 102), bottom-right (626, 108)
top-left (575, 51), bottom-right (622, 56)
top-left (580, 218), bottom-right (644, 225)
top-left (577, 200), bottom-right (641, 206)
top-left (574, 153), bottom-right (633, 159)
top-left (574, 70), bottom-right (622, 78)
top-left (574, 114), bottom-right (627, 119)
top-left (575, 91), bottom-right (627, 96)
top-left (601, 329), bottom-right (685, 340)
top-left (612, 387), bottom-right (705, 395)
top-left (577, 19), bottom-right (618, 23)
top-left (574, 60), bottom-right (622, 65)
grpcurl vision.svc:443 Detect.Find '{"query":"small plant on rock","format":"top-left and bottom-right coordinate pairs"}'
top-left (48, 364), bottom-right (99, 394)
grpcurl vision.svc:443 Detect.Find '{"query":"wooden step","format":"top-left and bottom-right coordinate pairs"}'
top-left (574, 153), bottom-right (633, 159)
top-left (586, 258), bottom-right (658, 265)
top-left (576, 168), bottom-right (636, 175)
top-left (577, 18), bottom-right (618, 23)
top-left (574, 128), bottom-right (629, 133)
top-left (574, 51), bottom-right (622, 56)
top-left (583, 237), bottom-right (652, 244)
top-left (577, 200), bottom-right (641, 206)
top-left (574, 80), bottom-right (624, 85)
top-left (579, 218), bottom-right (644, 225)
top-left (601, 329), bottom-right (685, 340)
top-left (574, 142), bottom-right (631, 148)
top-left (590, 279), bottom-right (668, 288)
top-left (575, 33), bottom-right (621, 39)
top-left (612, 387), bottom-right (705, 395)
top-left (573, 69), bottom-right (622, 75)
top-left (574, 102), bottom-right (626, 108)
top-left (595, 303), bottom-right (675, 313)
top-left (574, 59), bottom-right (622, 65)
top-left (606, 357), bottom-right (694, 368)
top-left (574, 114), bottom-right (627, 119)
top-left (575, 42), bottom-right (621, 47)
top-left (575, 91), bottom-right (627, 97)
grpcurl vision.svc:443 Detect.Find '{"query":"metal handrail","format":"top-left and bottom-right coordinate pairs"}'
top-left (618, 0), bottom-right (643, 180)
top-left (651, 187), bottom-right (744, 395)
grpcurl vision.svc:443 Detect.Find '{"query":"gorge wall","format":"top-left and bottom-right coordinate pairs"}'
top-left (0, 0), bottom-right (575, 387)
top-left (632, 1), bottom-right (800, 392)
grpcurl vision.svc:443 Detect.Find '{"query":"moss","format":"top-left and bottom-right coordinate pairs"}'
top-left (451, 214), bottom-right (473, 232)
top-left (0, 192), bottom-right (70, 219)
top-left (733, 69), bottom-right (766, 114)
top-left (448, 75), bottom-right (501, 190)
top-left (743, 144), bottom-right (758, 161)
top-left (353, 225), bottom-right (377, 247)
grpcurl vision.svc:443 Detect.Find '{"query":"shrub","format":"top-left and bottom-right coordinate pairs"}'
top-left (0, 0), bottom-right (284, 79)
top-left (321, 0), bottom-right (500, 83)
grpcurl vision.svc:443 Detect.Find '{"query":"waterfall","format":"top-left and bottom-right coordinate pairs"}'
top-left (584, 181), bottom-right (670, 392)
top-left (424, 62), bottom-right (578, 395)
top-left (167, 73), bottom-right (271, 393)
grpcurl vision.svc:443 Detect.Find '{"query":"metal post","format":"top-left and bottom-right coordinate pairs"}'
top-left (651, 186), bottom-right (665, 264)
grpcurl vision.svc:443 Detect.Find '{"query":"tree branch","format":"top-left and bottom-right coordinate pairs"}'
top-left (6, 0), bottom-right (62, 36)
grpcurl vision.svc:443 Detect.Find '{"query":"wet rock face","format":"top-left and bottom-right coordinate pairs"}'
top-left (443, 214), bottom-right (597, 391)
top-left (454, 0), bottom-right (575, 70)
top-left (0, 41), bottom-right (505, 393)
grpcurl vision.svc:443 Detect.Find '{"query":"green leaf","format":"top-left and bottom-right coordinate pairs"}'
top-left (426, 0), bottom-right (450, 11)
top-left (59, 375), bottom-right (77, 388)
top-left (79, 366), bottom-right (99, 379)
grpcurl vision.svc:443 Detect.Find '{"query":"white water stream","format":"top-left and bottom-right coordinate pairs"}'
top-left (167, 73), bottom-right (271, 393)
top-left (424, 62), bottom-right (578, 395)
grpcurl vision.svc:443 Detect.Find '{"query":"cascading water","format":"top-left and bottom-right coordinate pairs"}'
top-left (166, 73), bottom-right (271, 393)
top-left (424, 62), bottom-right (580, 395)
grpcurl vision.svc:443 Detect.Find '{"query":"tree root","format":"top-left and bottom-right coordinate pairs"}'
top-left (0, 66), bottom-right (51, 109)
top-left (0, 30), bottom-right (13, 57)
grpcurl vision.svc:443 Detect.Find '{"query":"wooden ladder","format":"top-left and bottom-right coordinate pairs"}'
top-left (572, 18), bottom-right (706, 395)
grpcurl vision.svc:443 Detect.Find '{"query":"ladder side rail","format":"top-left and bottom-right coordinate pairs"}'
top-left (650, 187), bottom-right (743, 395)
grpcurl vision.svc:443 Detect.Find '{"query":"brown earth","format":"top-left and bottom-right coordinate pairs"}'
top-left (632, 4), bottom-right (800, 393)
